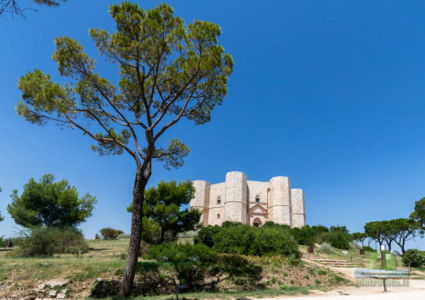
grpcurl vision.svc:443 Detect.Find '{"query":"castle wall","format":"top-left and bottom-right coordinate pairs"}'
top-left (207, 183), bottom-right (225, 225)
top-left (191, 171), bottom-right (305, 228)
top-left (291, 188), bottom-right (306, 228)
top-left (190, 180), bottom-right (210, 226)
top-left (247, 181), bottom-right (270, 226)
top-left (224, 171), bottom-right (248, 223)
top-left (269, 176), bottom-right (292, 226)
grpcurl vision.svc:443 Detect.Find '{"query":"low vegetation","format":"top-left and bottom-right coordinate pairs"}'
top-left (0, 238), bottom-right (348, 299)
top-left (99, 228), bottom-right (124, 240)
top-left (14, 227), bottom-right (88, 257)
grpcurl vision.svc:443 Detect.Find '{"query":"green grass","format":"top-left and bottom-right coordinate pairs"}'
top-left (366, 252), bottom-right (403, 270)
top-left (0, 239), bottom-right (129, 282)
top-left (87, 286), bottom-right (310, 300)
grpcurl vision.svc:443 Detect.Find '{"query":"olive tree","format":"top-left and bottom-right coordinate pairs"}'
top-left (16, 2), bottom-right (233, 295)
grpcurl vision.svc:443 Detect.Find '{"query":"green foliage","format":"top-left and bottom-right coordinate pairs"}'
top-left (329, 225), bottom-right (349, 234)
top-left (15, 2), bottom-right (233, 293)
top-left (321, 231), bottom-right (352, 250)
top-left (16, 1), bottom-right (233, 168)
top-left (99, 228), bottom-right (124, 240)
top-left (194, 225), bottom-right (222, 248)
top-left (365, 219), bottom-right (419, 252)
top-left (133, 180), bottom-right (201, 244)
top-left (411, 197), bottom-right (425, 228)
top-left (352, 232), bottom-right (366, 246)
top-left (15, 227), bottom-right (88, 257)
top-left (0, 236), bottom-right (8, 247)
top-left (291, 225), bottom-right (316, 246)
top-left (402, 249), bottom-right (425, 267)
top-left (213, 224), bottom-right (300, 258)
top-left (7, 174), bottom-right (96, 228)
top-left (146, 243), bottom-right (262, 293)
top-left (319, 243), bottom-right (333, 254)
top-left (362, 246), bottom-right (375, 252)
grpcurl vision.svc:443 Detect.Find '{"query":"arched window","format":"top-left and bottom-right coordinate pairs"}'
top-left (255, 195), bottom-right (260, 203)
top-left (217, 196), bottom-right (221, 205)
top-left (217, 213), bottom-right (220, 219)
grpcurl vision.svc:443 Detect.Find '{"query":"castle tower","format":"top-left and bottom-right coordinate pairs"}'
top-left (269, 176), bottom-right (292, 226)
top-left (291, 188), bottom-right (306, 228)
top-left (224, 171), bottom-right (248, 223)
top-left (190, 180), bottom-right (210, 226)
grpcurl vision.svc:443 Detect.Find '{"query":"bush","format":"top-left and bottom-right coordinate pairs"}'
top-left (291, 226), bottom-right (315, 246)
top-left (402, 249), bottom-right (425, 267)
top-left (99, 228), bottom-right (124, 240)
top-left (362, 246), bottom-right (375, 252)
top-left (0, 236), bottom-right (8, 247)
top-left (321, 231), bottom-right (351, 250)
top-left (319, 243), bottom-right (333, 254)
top-left (16, 227), bottom-right (88, 257)
top-left (213, 224), bottom-right (300, 258)
top-left (194, 225), bottom-right (222, 247)
top-left (146, 243), bottom-right (262, 294)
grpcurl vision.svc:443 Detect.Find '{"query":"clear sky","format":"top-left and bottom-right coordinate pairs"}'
top-left (1, 0), bottom-right (425, 249)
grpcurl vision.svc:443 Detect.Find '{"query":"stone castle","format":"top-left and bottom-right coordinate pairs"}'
top-left (189, 171), bottom-right (306, 228)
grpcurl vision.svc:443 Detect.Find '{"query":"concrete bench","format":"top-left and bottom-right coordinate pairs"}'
top-left (354, 269), bottom-right (410, 292)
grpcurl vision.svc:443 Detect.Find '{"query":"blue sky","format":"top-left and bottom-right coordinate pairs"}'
top-left (1, 0), bottom-right (425, 249)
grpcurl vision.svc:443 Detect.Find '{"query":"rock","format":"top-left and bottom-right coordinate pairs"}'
top-left (56, 293), bottom-right (66, 299)
top-left (44, 280), bottom-right (69, 289)
top-left (48, 290), bottom-right (57, 298)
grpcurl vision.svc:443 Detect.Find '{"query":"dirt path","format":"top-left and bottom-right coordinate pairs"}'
top-left (259, 280), bottom-right (425, 300)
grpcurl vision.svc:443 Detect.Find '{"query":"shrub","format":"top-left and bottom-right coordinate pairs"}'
top-left (194, 225), bottom-right (222, 247)
top-left (402, 249), bottom-right (425, 267)
top-left (117, 233), bottom-right (130, 239)
top-left (16, 227), bottom-right (88, 257)
top-left (319, 243), bottom-right (333, 254)
top-left (291, 226), bottom-right (315, 246)
top-left (213, 224), bottom-right (300, 258)
top-left (0, 236), bottom-right (7, 247)
top-left (321, 231), bottom-right (351, 250)
top-left (362, 246), bottom-right (375, 252)
top-left (99, 228), bottom-right (124, 240)
top-left (146, 243), bottom-right (262, 294)
top-left (250, 227), bottom-right (300, 257)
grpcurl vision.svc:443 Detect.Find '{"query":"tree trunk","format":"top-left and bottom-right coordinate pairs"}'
top-left (120, 164), bottom-right (151, 296)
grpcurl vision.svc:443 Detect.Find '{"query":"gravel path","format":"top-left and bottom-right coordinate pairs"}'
top-left (259, 280), bottom-right (425, 300)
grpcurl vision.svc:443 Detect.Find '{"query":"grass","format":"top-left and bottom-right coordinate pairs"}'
top-left (0, 238), bottom-right (350, 299)
top-left (0, 239), bottom-right (129, 282)
top-left (87, 286), bottom-right (310, 300)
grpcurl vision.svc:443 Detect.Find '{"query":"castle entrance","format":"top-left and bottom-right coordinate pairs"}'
top-left (253, 218), bottom-right (262, 227)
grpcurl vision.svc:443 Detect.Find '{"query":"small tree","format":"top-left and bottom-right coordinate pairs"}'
top-left (365, 221), bottom-right (385, 249)
top-left (140, 180), bottom-right (200, 243)
top-left (7, 174), bottom-right (96, 228)
top-left (100, 227), bottom-right (124, 240)
top-left (389, 218), bottom-right (418, 254)
top-left (352, 232), bottom-right (367, 248)
top-left (16, 2), bottom-right (233, 294)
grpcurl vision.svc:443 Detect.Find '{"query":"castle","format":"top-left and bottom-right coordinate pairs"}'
top-left (189, 171), bottom-right (306, 228)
